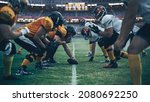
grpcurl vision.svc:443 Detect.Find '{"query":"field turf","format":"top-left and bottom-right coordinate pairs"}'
top-left (0, 38), bottom-right (150, 85)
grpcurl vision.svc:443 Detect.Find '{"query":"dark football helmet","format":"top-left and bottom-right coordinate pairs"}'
top-left (81, 27), bottom-right (90, 40)
top-left (65, 26), bottom-right (76, 43)
top-left (93, 5), bottom-right (107, 21)
top-left (48, 11), bottom-right (64, 28)
top-left (66, 26), bottom-right (76, 36)
top-left (122, 0), bottom-right (129, 7)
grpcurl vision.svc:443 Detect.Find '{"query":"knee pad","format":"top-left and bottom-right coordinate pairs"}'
top-left (4, 42), bottom-right (16, 56)
top-left (25, 54), bottom-right (35, 62)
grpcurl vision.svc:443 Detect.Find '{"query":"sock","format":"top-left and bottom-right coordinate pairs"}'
top-left (90, 44), bottom-right (95, 57)
top-left (3, 55), bottom-right (14, 77)
top-left (107, 49), bottom-right (115, 61)
top-left (128, 54), bottom-right (142, 85)
top-left (21, 59), bottom-right (31, 67)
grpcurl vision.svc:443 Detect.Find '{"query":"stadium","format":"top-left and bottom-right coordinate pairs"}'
top-left (0, 0), bottom-right (150, 85)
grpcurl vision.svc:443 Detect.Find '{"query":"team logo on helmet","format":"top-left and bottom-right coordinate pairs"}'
top-left (93, 5), bottom-right (107, 21)
top-left (48, 11), bottom-right (65, 28)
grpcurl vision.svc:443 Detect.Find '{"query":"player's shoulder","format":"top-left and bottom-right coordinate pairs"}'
top-left (101, 15), bottom-right (114, 23)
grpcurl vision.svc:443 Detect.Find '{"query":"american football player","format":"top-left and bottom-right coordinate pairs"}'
top-left (43, 25), bottom-right (78, 66)
top-left (0, 0), bottom-right (29, 80)
top-left (81, 21), bottom-right (109, 62)
top-left (91, 5), bottom-right (139, 68)
top-left (14, 11), bottom-right (66, 75)
top-left (115, 0), bottom-right (150, 84)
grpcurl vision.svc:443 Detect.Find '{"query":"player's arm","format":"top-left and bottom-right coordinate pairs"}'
top-left (117, 0), bottom-right (138, 42)
top-left (0, 24), bottom-right (22, 40)
top-left (89, 23), bottom-right (113, 38)
top-left (99, 27), bottom-right (113, 38)
top-left (54, 35), bottom-right (74, 59)
top-left (41, 36), bottom-right (50, 45)
top-left (62, 42), bottom-right (74, 59)
top-left (115, 0), bottom-right (138, 50)
top-left (33, 26), bottom-right (47, 49)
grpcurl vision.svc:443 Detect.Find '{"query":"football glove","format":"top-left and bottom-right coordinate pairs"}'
top-left (67, 58), bottom-right (78, 65)
top-left (89, 25), bottom-right (100, 34)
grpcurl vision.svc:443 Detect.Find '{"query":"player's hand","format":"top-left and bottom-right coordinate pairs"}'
top-left (20, 27), bottom-right (30, 35)
top-left (89, 25), bottom-right (100, 34)
top-left (67, 58), bottom-right (78, 65)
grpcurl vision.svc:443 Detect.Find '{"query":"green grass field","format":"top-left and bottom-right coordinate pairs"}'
top-left (0, 38), bottom-right (150, 85)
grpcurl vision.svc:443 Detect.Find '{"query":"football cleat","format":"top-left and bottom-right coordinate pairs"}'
top-left (88, 56), bottom-right (94, 62)
top-left (42, 60), bottom-right (54, 68)
top-left (103, 61), bottom-right (118, 68)
top-left (16, 67), bottom-right (33, 75)
top-left (49, 58), bottom-right (57, 63)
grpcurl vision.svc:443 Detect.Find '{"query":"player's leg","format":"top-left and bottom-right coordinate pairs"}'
top-left (1, 40), bottom-right (18, 80)
top-left (128, 23), bottom-right (150, 85)
top-left (103, 45), bottom-right (118, 68)
top-left (128, 36), bottom-right (149, 85)
top-left (88, 42), bottom-right (96, 61)
top-left (102, 33), bottom-right (118, 68)
top-left (16, 53), bottom-right (35, 75)
top-left (97, 38), bottom-right (109, 62)
top-left (44, 40), bottom-right (59, 63)
top-left (15, 36), bottom-right (44, 74)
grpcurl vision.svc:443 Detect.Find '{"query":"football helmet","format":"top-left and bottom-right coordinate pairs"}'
top-left (93, 5), bottom-right (107, 21)
top-left (48, 11), bottom-right (64, 28)
top-left (8, 0), bottom-right (29, 13)
top-left (64, 26), bottom-right (76, 43)
top-left (81, 27), bottom-right (90, 40)
top-left (66, 26), bottom-right (76, 36)
top-left (122, 0), bottom-right (129, 7)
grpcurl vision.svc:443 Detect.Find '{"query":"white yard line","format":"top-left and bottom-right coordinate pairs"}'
top-left (71, 43), bottom-right (77, 85)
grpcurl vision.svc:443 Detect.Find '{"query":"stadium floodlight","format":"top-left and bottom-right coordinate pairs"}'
top-left (87, 4), bottom-right (97, 7)
top-left (109, 2), bottom-right (124, 6)
top-left (28, 3), bottom-right (45, 7)
top-left (0, 0), bottom-right (8, 4)
top-left (56, 4), bottom-right (65, 7)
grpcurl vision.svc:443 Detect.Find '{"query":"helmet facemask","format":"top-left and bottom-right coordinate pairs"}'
top-left (94, 6), bottom-right (107, 21)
